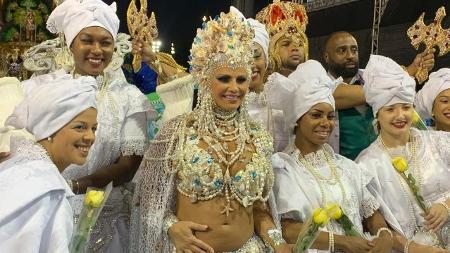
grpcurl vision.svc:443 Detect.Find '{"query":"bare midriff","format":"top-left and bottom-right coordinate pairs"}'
top-left (176, 194), bottom-right (254, 252)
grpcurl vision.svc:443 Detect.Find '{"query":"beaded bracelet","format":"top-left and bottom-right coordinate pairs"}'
top-left (404, 240), bottom-right (413, 253)
top-left (376, 227), bottom-right (393, 238)
top-left (162, 213), bottom-right (179, 235)
top-left (267, 228), bottom-right (286, 247)
top-left (328, 232), bottom-right (335, 252)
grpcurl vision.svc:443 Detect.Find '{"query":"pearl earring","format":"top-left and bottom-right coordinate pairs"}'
top-left (47, 137), bottom-right (53, 143)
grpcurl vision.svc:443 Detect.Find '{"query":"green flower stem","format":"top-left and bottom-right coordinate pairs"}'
top-left (336, 214), bottom-right (361, 237)
top-left (400, 172), bottom-right (429, 214)
top-left (295, 222), bottom-right (321, 253)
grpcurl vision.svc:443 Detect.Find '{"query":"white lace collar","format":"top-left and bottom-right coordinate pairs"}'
top-left (11, 136), bottom-right (52, 162)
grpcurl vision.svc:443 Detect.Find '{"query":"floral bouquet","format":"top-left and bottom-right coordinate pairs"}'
top-left (294, 204), bottom-right (343, 253)
top-left (69, 182), bottom-right (113, 253)
top-left (412, 110), bottom-right (428, 130)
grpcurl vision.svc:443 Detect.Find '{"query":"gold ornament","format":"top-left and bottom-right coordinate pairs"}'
top-left (407, 6), bottom-right (450, 83)
top-left (256, 0), bottom-right (309, 72)
top-left (127, 0), bottom-right (158, 72)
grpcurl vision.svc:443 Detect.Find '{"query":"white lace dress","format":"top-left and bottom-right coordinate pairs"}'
top-left (22, 69), bottom-right (153, 252)
top-left (0, 137), bottom-right (73, 253)
top-left (247, 91), bottom-right (288, 152)
top-left (356, 128), bottom-right (450, 241)
top-left (271, 144), bottom-right (380, 253)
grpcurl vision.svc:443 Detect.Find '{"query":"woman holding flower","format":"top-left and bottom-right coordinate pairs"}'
top-left (270, 60), bottom-right (393, 253)
top-left (356, 55), bottom-right (450, 253)
top-left (0, 77), bottom-right (97, 252)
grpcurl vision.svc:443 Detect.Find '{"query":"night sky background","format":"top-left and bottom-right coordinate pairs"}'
top-left (104, 0), bottom-right (450, 69)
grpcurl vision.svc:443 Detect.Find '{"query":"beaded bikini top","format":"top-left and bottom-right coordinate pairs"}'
top-left (175, 122), bottom-right (274, 215)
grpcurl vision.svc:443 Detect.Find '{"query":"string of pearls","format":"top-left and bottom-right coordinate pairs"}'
top-left (297, 146), bottom-right (349, 209)
top-left (378, 134), bottom-right (421, 235)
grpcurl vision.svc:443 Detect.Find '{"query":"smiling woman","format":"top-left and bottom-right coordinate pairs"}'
top-left (70, 27), bottom-right (115, 77)
top-left (0, 76), bottom-right (97, 253)
top-left (14, 0), bottom-right (154, 251)
top-left (270, 60), bottom-right (393, 253)
top-left (131, 8), bottom-right (289, 253)
top-left (415, 68), bottom-right (450, 132)
top-left (210, 67), bottom-right (249, 112)
top-left (356, 55), bottom-right (450, 253)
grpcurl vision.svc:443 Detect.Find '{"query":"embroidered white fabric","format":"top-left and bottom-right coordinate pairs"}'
top-left (0, 137), bottom-right (73, 253)
top-left (18, 67), bottom-right (152, 252)
top-left (62, 75), bottom-right (150, 252)
top-left (247, 91), bottom-right (289, 152)
top-left (130, 118), bottom-right (180, 253)
top-left (356, 128), bottom-right (450, 239)
top-left (271, 143), bottom-right (380, 251)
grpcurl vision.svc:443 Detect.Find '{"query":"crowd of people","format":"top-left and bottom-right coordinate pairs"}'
top-left (0, 0), bottom-right (449, 253)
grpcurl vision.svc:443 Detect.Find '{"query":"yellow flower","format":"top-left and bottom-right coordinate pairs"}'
top-left (84, 190), bottom-right (105, 208)
top-left (391, 157), bottom-right (408, 173)
top-left (325, 203), bottom-right (343, 220)
top-left (412, 110), bottom-right (420, 125)
top-left (312, 208), bottom-right (329, 226)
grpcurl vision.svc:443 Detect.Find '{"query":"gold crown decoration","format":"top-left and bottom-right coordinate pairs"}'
top-left (127, 0), bottom-right (159, 72)
top-left (256, 0), bottom-right (309, 71)
top-left (407, 6), bottom-right (450, 83)
top-left (189, 11), bottom-right (254, 85)
top-left (256, 0), bottom-right (308, 39)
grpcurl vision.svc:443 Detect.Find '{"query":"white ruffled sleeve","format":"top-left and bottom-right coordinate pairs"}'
top-left (120, 112), bottom-right (148, 156)
top-left (430, 130), bottom-right (450, 167)
top-left (358, 164), bottom-right (380, 218)
top-left (271, 153), bottom-right (310, 222)
top-left (342, 156), bottom-right (380, 219)
top-left (119, 85), bottom-right (154, 156)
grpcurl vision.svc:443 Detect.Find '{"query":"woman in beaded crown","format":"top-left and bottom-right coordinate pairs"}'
top-left (131, 9), bottom-right (292, 253)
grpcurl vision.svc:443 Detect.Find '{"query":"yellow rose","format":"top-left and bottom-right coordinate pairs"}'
top-left (325, 203), bottom-right (343, 220)
top-left (312, 208), bottom-right (329, 226)
top-left (84, 190), bottom-right (105, 208)
top-left (412, 111), bottom-right (420, 125)
top-left (391, 157), bottom-right (408, 173)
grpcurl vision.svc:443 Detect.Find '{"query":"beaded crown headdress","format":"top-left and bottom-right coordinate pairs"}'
top-left (256, 0), bottom-right (309, 70)
top-left (256, 0), bottom-right (308, 40)
top-left (189, 11), bottom-right (255, 85)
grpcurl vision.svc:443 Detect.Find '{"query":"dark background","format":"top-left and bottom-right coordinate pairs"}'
top-left (107, 0), bottom-right (450, 70)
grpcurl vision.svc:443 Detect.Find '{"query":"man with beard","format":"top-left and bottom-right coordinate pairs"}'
top-left (324, 31), bottom-right (435, 159)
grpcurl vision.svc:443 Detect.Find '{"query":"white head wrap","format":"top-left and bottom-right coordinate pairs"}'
top-left (415, 68), bottom-right (450, 119)
top-left (5, 76), bottom-right (97, 141)
top-left (363, 55), bottom-right (416, 117)
top-left (47, 0), bottom-right (120, 48)
top-left (229, 7), bottom-right (269, 67)
top-left (286, 60), bottom-right (341, 130)
top-left (248, 18), bottom-right (269, 67)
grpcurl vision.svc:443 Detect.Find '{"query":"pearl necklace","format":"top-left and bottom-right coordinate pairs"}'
top-left (378, 135), bottom-right (422, 235)
top-left (297, 146), bottom-right (349, 208)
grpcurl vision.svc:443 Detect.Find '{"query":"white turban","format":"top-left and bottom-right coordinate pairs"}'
top-left (229, 6), bottom-right (269, 67)
top-left (47, 0), bottom-right (120, 48)
top-left (415, 68), bottom-right (450, 119)
top-left (248, 18), bottom-right (269, 67)
top-left (5, 76), bottom-right (97, 141)
top-left (363, 55), bottom-right (416, 117)
top-left (266, 60), bottom-right (341, 132)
